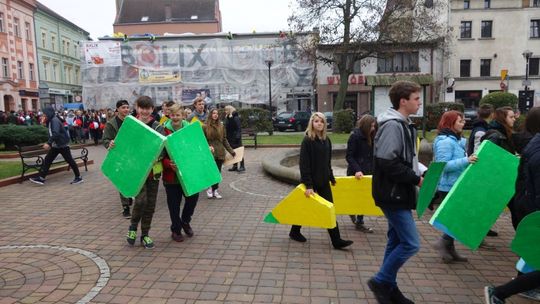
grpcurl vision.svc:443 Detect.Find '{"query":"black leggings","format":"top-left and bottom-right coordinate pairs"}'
top-left (494, 271), bottom-right (540, 300)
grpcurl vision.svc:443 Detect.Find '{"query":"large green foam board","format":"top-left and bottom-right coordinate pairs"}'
top-left (430, 140), bottom-right (519, 250)
top-left (416, 162), bottom-right (446, 218)
top-left (164, 122), bottom-right (221, 196)
top-left (101, 116), bottom-right (166, 197)
top-left (511, 211), bottom-right (540, 270)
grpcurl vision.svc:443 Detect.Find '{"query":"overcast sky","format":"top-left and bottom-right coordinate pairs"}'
top-left (38, 0), bottom-right (292, 40)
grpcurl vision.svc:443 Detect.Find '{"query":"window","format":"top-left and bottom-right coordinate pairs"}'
top-left (481, 21), bottom-right (493, 38)
top-left (2, 58), bottom-right (8, 78)
top-left (484, 0), bottom-right (490, 8)
top-left (17, 61), bottom-right (24, 79)
top-left (62, 40), bottom-right (66, 54)
top-left (52, 63), bottom-right (57, 81)
top-left (41, 32), bottom-right (46, 47)
top-left (480, 59), bottom-right (491, 77)
top-left (25, 22), bottom-right (30, 40)
top-left (460, 21), bottom-right (472, 38)
top-left (51, 35), bottom-right (55, 51)
top-left (66, 41), bottom-right (70, 56)
top-left (532, 20), bottom-right (540, 38)
top-left (0, 13), bottom-right (4, 32)
top-left (332, 57), bottom-right (362, 74)
top-left (377, 52), bottom-right (420, 73)
top-left (29, 63), bottom-right (34, 81)
top-left (464, 0), bottom-right (470, 9)
top-left (43, 61), bottom-right (49, 80)
top-left (534, 0), bottom-right (540, 7)
top-left (460, 59), bottom-right (471, 77)
top-left (73, 44), bottom-right (78, 56)
top-left (13, 18), bottom-right (20, 37)
top-left (75, 67), bottom-right (80, 84)
top-left (530, 58), bottom-right (539, 76)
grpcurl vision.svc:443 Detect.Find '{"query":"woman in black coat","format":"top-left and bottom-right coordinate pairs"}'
top-left (345, 114), bottom-right (377, 233)
top-left (224, 105), bottom-right (245, 172)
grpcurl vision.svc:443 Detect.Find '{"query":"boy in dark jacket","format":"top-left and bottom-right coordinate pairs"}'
top-left (102, 100), bottom-right (133, 218)
top-left (467, 104), bottom-right (494, 156)
top-left (368, 81), bottom-right (423, 304)
top-left (29, 107), bottom-right (83, 185)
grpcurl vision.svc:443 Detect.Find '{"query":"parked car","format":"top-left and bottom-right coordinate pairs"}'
top-left (464, 108), bottom-right (477, 129)
top-left (324, 112), bottom-right (333, 129)
top-left (273, 111), bottom-right (310, 132)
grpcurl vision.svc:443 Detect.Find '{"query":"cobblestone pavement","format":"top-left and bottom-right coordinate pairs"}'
top-left (0, 146), bottom-right (535, 304)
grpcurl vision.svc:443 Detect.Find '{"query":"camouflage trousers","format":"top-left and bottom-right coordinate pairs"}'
top-left (130, 179), bottom-right (159, 236)
top-left (120, 193), bottom-right (131, 208)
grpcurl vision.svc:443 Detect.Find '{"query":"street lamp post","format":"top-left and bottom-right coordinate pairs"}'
top-left (522, 50), bottom-right (534, 112)
top-left (265, 59), bottom-right (274, 116)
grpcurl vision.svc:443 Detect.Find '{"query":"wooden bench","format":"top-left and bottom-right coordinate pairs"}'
top-left (16, 144), bottom-right (89, 182)
top-left (241, 128), bottom-right (258, 149)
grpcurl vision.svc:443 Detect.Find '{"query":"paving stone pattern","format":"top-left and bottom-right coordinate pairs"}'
top-left (0, 146), bottom-right (535, 303)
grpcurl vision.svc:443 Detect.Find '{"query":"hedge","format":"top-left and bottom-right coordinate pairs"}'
top-left (480, 92), bottom-right (518, 110)
top-left (236, 108), bottom-right (273, 134)
top-left (0, 124), bottom-right (49, 150)
top-left (425, 102), bottom-right (465, 130)
top-left (333, 109), bottom-right (355, 133)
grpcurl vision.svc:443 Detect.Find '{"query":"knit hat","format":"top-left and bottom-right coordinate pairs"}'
top-left (116, 100), bottom-right (129, 108)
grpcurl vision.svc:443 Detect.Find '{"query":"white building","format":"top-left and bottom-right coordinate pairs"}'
top-left (445, 0), bottom-right (540, 110)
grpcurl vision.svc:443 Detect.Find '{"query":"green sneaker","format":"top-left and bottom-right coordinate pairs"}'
top-left (126, 229), bottom-right (136, 245)
top-left (141, 235), bottom-right (154, 249)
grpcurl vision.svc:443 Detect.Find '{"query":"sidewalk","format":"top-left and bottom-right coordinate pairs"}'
top-left (0, 145), bottom-right (534, 303)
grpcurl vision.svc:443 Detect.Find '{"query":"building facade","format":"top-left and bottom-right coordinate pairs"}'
top-left (0, 0), bottom-right (39, 112)
top-left (316, 43), bottom-right (444, 117)
top-left (445, 0), bottom-right (540, 111)
top-left (34, 1), bottom-right (90, 109)
top-left (113, 0), bottom-right (222, 36)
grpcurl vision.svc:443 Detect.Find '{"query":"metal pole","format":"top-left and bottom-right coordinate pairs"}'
top-left (267, 61), bottom-right (272, 116)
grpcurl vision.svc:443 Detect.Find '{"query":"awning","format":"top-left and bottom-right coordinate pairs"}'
top-left (365, 74), bottom-right (434, 86)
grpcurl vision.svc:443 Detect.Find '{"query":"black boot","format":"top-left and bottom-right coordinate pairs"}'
top-left (228, 164), bottom-right (238, 172)
top-left (289, 225), bottom-right (306, 242)
top-left (237, 159), bottom-right (246, 173)
top-left (447, 241), bottom-right (468, 262)
top-left (328, 224), bottom-right (353, 249)
top-left (433, 238), bottom-right (453, 263)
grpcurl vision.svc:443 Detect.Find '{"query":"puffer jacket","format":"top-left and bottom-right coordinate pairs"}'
top-left (433, 132), bottom-right (469, 192)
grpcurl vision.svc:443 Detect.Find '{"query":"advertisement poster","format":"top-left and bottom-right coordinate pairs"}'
top-left (139, 69), bottom-right (181, 83)
top-left (83, 41), bottom-right (122, 67)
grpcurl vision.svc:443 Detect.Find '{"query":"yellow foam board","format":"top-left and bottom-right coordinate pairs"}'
top-left (332, 176), bottom-right (384, 216)
top-left (271, 184), bottom-right (336, 228)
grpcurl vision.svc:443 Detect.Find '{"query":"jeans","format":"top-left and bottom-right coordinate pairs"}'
top-left (164, 184), bottom-right (199, 234)
top-left (211, 159), bottom-right (224, 191)
top-left (374, 208), bottom-right (420, 286)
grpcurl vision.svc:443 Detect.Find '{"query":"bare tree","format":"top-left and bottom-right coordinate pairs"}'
top-left (288, 0), bottom-right (447, 110)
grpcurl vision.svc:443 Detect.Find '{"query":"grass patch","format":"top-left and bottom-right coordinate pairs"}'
top-left (419, 130), bottom-right (471, 143)
top-left (256, 133), bottom-right (351, 145)
top-left (0, 161), bottom-right (32, 180)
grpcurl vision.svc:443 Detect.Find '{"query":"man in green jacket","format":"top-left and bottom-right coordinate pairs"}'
top-left (102, 99), bottom-right (132, 218)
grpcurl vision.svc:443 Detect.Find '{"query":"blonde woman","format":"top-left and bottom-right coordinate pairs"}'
top-left (290, 112), bottom-right (353, 249)
top-left (224, 105), bottom-right (245, 172)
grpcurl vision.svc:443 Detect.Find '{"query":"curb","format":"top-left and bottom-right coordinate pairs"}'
top-left (0, 159), bottom-right (94, 188)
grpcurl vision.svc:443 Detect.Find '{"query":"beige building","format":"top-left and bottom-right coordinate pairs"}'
top-left (446, 0), bottom-right (540, 111)
top-left (113, 0), bottom-right (222, 36)
top-left (0, 0), bottom-right (39, 113)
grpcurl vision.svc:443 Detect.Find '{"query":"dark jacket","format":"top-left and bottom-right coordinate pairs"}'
top-left (512, 133), bottom-right (540, 228)
top-left (483, 121), bottom-right (516, 154)
top-left (225, 112), bottom-right (242, 149)
top-left (467, 119), bottom-right (489, 156)
top-left (102, 116), bottom-right (124, 149)
top-left (44, 107), bottom-right (70, 148)
top-left (346, 129), bottom-right (373, 176)
top-left (372, 108), bottom-right (421, 210)
top-left (299, 135), bottom-right (336, 189)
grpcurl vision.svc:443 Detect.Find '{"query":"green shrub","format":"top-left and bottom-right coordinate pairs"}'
top-left (333, 109), bottom-right (355, 133)
top-left (237, 108), bottom-right (273, 135)
top-left (480, 92), bottom-right (518, 110)
top-left (425, 102), bottom-right (465, 130)
top-left (0, 125), bottom-right (48, 150)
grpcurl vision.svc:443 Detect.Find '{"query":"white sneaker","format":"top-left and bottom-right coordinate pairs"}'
top-left (214, 190), bottom-right (222, 199)
top-left (206, 188), bottom-right (214, 199)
